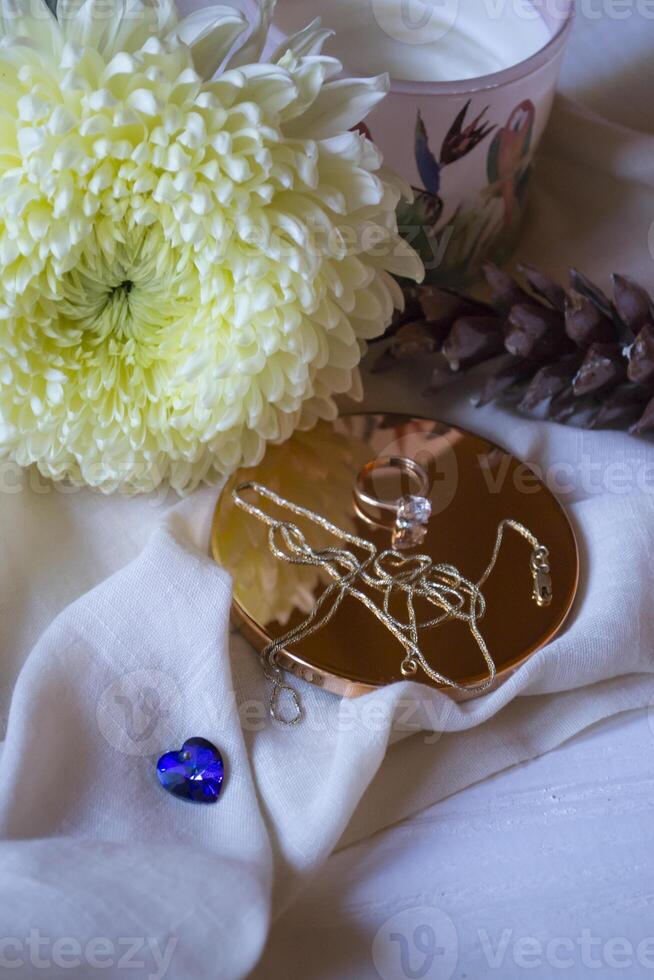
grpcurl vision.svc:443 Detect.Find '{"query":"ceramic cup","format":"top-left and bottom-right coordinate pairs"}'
top-left (272, 0), bottom-right (575, 288)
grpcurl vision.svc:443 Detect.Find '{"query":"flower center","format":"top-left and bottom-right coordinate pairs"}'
top-left (101, 276), bottom-right (136, 329)
top-left (47, 226), bottom-right (198, 372)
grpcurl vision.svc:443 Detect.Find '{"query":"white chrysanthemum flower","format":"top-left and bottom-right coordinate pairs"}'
top-left (0, 0), bottom-right (422, 492)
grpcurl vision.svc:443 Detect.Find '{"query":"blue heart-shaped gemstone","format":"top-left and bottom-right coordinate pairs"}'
top-left (156, 737), bottom-right (225, 804)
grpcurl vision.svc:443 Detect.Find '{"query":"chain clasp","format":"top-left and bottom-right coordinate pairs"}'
top-left (531, 546), bottom-right (553, 607)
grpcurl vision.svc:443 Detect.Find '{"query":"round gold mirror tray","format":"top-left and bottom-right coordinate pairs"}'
top-left (211, 413), bottom-right (579, 699)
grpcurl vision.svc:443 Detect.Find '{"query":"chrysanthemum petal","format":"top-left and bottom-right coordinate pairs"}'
top-left (0, 0), bottom-right (60, 49)
top-left (227, 0), bottom-right (275, 68)
top-left (172, 5), bottom-right (248, 79)
top-left (271, 18), bottom-right (335, 62)
top-left (283, 74), bottom-right (390, 140)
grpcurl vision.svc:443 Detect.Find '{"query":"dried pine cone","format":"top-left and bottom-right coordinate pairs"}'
top-left (374, 263), bottom-right (654, 435)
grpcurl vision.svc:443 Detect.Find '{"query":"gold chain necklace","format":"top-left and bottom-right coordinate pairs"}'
top-left (232, 481), bottom-right (552, 725)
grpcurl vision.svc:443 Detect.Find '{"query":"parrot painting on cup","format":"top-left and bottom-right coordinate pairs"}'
top-left (394, 101), bottom-right (531, 285)
top-left (487, 99), bottom-right (536, 227)
top-left (407, 102), bottom-right (496, 251)
top-left (415, 101), bottom-right (496, 198)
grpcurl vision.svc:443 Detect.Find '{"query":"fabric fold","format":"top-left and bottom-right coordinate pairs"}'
top-left (0, 528), bottom-right (272, 979)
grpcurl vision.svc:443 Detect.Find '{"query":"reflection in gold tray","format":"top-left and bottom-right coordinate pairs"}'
top-left (212, 414), bottom-right (579, 699)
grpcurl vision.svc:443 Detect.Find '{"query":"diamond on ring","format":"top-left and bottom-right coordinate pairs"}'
top-left (392, 495), bottom-right (432, 550)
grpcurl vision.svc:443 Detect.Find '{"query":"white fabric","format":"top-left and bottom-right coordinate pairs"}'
top-left (557, 9), bottom-right (654, 134)
top-left (257, 706), bottom-right (654, 980)
top-left (1, 6), bottom-right (654, 979)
